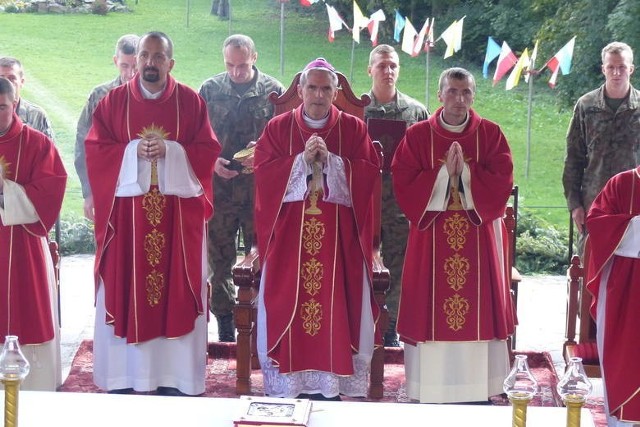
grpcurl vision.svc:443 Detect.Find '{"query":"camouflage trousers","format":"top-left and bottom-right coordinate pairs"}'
top-left (380, 214), bottom-right (409, 324)
top-left (207, 204), bottom-right (253, 317)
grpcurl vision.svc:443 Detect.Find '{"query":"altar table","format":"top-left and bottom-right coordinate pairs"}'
top-left (0, 391), bottom-right (595, 427)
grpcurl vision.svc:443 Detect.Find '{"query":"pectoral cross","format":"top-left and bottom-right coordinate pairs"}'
top-left (305, 161), bottom-right (323, 215)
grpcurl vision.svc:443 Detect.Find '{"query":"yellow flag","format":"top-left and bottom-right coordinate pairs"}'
top-left (353, 1), bottom-right (369, 43)
top-left (439, 17), bottom-right (464, 59)
top-left (506, 48), bottom-right (530, 90)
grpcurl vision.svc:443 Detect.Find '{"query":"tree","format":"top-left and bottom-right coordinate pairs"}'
top-left (535, 0), bottom-right (618, 107)
top-left (283, 0), bottom-right (638, 107)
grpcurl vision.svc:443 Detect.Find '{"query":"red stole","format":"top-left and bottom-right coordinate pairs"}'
top-left (0, 113), bottom-right (67, 344)
top-left (255, 106), bottom-right (380, 374)
top-left (86, 74), bottom-right (219, 343)
top-left (392, 107), bottom-right (515, 345)
top-left (586, 167), bottom-right (640, 422)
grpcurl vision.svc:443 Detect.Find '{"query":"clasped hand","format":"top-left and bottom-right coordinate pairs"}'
top-left (138, 137), bottom-right (166, 161)
top-left (446, 141), bottom-right (464, 177)
top-left (304, 134), bottom-right (328, 164)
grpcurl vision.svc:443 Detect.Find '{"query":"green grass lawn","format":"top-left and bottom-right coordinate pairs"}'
top-left (0, 0), bottom-right (572, 230)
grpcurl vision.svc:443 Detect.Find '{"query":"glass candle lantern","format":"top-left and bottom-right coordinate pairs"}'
top-left (557, 356), bottom-right (592, 427)
top-left (504, 354), bottom-right (539, 427)
top-left (0, 336), bottom-right (31, 427)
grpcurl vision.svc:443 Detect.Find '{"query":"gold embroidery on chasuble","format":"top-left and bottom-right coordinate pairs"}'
top-left (301, 258), bottom-right (322, 296)
top-left (146, 270), bottom-right (165, 307)
top-left (142, 188), bottom-right (167, 306)
top-left (301, 298), bottom-right (322, 336)
top-left (302, 218), bottom-right (325, 255)
top-left (443, 294), bottom-right (470, 331)
top-left (138, 124), bottom-right (171, 309)
top-left (442, 214), bottom-right (471, 331)
top-left (299, 214), bottom-right (326, 335)
top-left (444, 213), bottom-right (469, 251)
top-left (142, 188), bottom-right (166, 226)
top-left (444, 253), bottom-right (470, 292)
top-left (144, 229), bottom-right (166, 267)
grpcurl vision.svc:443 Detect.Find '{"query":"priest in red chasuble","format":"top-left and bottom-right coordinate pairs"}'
top-left (254, 58), bottom-right (380, 400)
top-left (0, 77), bottom-right (67, 391)
top-left (85, 32), bottom-right (220, 396)
top-left (392, 67), bottom-right (515, 403)
top-left (586, 167), bottom-right (640, 426)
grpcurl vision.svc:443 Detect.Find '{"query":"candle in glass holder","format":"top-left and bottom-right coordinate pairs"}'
top-left (0, 335), bottom-right (31, 427)
top-left (557, 356), bottom-right (592, 427)
top-left (504, 354), bottom-right (539, 427)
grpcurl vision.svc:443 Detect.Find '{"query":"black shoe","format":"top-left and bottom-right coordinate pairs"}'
top-left (216, 313), bottom-right (236, 342)
top-left (108, 388), bottom-right (134, 394)
top-left (305, 393), bottom-right (341, 401)
top-left (156, 386), bottom-right (188, 396)
top-left (384, 319), bottom-right (400, 347)
top-left (384, 331), bottom-right (400, 347)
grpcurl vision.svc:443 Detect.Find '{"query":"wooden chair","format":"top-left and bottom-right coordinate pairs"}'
top-left (504, 186), bottom-right (522, 350)
top-left (233, 71), bottom-right (390, 398)
top-left (563, 237), bottom-right (600, 377)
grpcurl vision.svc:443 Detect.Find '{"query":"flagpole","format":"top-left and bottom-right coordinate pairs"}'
top-left (349, 39), bottom-right (356, 83)
top-left (425, 49), bottom-right (430, 111)
top-left (186, 0), bottom-right (190, 27)
top-left (525, 41), bottom-right (539, 179)
top-left (228, 0), bottom-right (232, 35)
top-left (280, 1), bottom-right (285, 76)
top-left (525, 71), bottom-right (535, 178)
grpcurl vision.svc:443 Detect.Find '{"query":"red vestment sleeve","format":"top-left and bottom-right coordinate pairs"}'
top-left (585, 167), bottom-right (640, 422)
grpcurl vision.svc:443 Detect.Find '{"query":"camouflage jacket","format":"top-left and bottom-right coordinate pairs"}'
top-left (364, 90), bottom-right (429, 126)
top-left (364, 90), bottom-right (429, 220)
top-left (199, 67), bottom-right (284, 159)
top-left (562, 84), bottom-right (640, 213)
top-left (75, 76), bottom-right (123, 198)
top-left (198, 68), bottom-right (284, 208)
top-left (17, 98), bottom-right (55, 140)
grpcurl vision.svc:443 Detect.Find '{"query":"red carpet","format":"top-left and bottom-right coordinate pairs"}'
top-left (59, 341), bottom-right (605, 424)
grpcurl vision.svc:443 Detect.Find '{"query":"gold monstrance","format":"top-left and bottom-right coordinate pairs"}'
top-left (138, 124), bottom-right (170, 186)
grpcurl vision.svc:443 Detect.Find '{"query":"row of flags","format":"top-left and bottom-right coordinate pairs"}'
top-left (484, 36), bottom-right (576, 89)
top-left (299, 0), bottom-right (576, 89)
top-left (325, 1), bottom-right (459, 59)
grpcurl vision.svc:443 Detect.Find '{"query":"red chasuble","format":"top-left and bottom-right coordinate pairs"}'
top-left (392, 107), bottom-right (514, 346)
top-left (85, 74), bottom-right (219, 343)
top-left (586, 167), bottom-right (640, 422)
top-left (254, 105), bottom-right (380, 374)
top-left (0, 113), bottom-right (67, 344)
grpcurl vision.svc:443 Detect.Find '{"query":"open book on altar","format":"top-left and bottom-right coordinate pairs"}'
top-left (233, 395), bottom-right (313, 427)
top-left (366, 117), bottom-right (407, 173)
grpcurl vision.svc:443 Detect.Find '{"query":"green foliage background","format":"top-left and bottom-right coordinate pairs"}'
top-left (2, 0), bottom-right (623, 271)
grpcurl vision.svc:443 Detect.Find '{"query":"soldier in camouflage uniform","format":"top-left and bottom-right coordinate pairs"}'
top-left (199, 34), bottom-right (284, 342)
top-left (563, 41), bottom-right (640, 254)
top-left (74, 34), bottom-right (139, 221)
top-left (0, 56), bottom-right (55, 140)
top-left (364, 45), bottom-right (428, 347)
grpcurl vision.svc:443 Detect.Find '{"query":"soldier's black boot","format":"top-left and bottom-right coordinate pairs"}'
top-left (216, 313), bottom-right (236, 342)
top-left (384, 318), bottom-right (400, 347)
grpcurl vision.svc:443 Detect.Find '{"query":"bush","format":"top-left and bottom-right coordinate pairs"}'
top-left (55, 216), bottom-right (95, 255)
top-left (91, 0), bottom-right (108, 15)
top-left (515, 210), bottom-right (569, 274)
